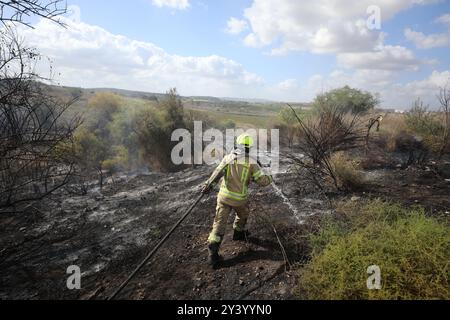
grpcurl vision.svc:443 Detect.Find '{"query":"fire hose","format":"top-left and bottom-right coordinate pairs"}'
top-left (108, 154), bottom-right (270, 300)
top-left (108, 191), bottom-right (206, 300)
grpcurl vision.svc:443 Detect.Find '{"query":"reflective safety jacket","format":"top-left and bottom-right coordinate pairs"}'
top-left (205, 151), bottom-right (273, 207)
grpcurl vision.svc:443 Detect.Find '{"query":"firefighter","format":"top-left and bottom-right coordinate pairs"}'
top-left (201, 133), bottom-right (273, 268)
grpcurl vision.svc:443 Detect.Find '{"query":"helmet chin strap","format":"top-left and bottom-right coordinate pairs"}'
top-left (232, 147), bottom-right (260, 166)
top-left (234, 146), bottom-right (244, 154)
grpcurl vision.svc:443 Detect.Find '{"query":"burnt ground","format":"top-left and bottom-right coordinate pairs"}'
top-left (0, 152), bottom-right (449, 300)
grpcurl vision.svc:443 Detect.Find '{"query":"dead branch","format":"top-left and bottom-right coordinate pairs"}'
top-left (437, 84), bottom-right (450, 158)
top-left (287, 104), bottom-right (366, 191)
top-left (0, 28), bottom-right (81, 211)
top-left (0, 0), bottom-right (67, 28)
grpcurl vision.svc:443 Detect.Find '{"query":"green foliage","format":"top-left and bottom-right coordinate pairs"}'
top-left (314, 86), bottom-right (379, 114)
top-left (103, 145), bottom-right (130, 173)
top-left (278, 107), bottom-right (298, 125)
top-left (161, 88), bottom-right (185, 130)
top-left (85, 92), bottom-right (122, 140)
top-left (70, 92), bottom-right (143, 178)
top-left (405, 99), bottom-right (445, 153)
top-left (135, 88), bottom-right (187, 172)
top-left (108, 104), bottom-right (142, 169)
top-left (297, 200), bottom-right (450, 300)
top-left (72, 128), bottom-right (110, 171)
top-left (223, 119), bottom-right (237, 129)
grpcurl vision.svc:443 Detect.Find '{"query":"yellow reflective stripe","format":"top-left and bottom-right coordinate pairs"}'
top-left (241, 167), bottom-right (249, 184)
top-left (208, 233), bottom-right (222, 244)
top-left (253, 170), bottom-right (263, 181)
top-left (219, 188), bottom-right (248, 200)
top-left (219, 188), bottom-right (248, 199)
top-left (243, 167), bottom-right (250, 194)
top-left (219, 160), bottom-right (252, 201)
top-left (224, 164), bottom-right (231, 189)
top-left (219, 193), bottom-right (244, 201)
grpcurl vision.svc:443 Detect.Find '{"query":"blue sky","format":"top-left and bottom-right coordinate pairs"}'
top-left (19, 0), bottom-right (450, 109)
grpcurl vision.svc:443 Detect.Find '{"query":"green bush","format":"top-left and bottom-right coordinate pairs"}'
top-left (223, 119), bottom-right (236, 129)
top-left (85, 92), bottom-right (122, 140)
top-left (405, 99), bottom-right (445, 154)
top-left (297, 200), bottom-right (449, 300)
top-left (135, 88), bottom-right (187, 172)
top-left (314, 86), bottom-right (379, 114)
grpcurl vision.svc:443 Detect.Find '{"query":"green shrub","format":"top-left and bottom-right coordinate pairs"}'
top-left (103, 145), bottom-right (130, 172)
top-left (86, 92), bottom-right (122, 140)
top-left (223, 119), bottom-right (237, 129)
top-left (314, 86), bottom-right (379, 114)
top-left (135, 88), bottom-right (187, 172)
top-left (405, 99), bottom-right (445, 154)
top-left (297, 200), bottom-right (449, 300)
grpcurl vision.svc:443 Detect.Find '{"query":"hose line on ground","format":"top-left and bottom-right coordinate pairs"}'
top-left (108, 192), bottom-right (206, 300)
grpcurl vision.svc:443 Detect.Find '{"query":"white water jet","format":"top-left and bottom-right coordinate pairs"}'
top-left (270, 181), bottom-right (304, 224)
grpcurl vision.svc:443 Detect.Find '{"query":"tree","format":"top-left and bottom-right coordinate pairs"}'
top-left (314, 86), bottom-right (379, 114)
top-left (85, 92), bottom-right (122, 141)
top-left (0, 0), bottom-right (67, 28)
top-left (437, 85), bottom-right (450, 158)
top-left (223, 119), bottom-right (236, 129)
top-left (405, 96), bottom-right (449, 159)
top-left (161, 88), bottom-right (185, 130)
top-left (287, 104), bottom-right (366, 191)
top-left (136, 88), bottom-right (187, 172)
top-left (0, 1), bottom-right (79, 210)
top-left (71, 129), bottom-right (110, 191)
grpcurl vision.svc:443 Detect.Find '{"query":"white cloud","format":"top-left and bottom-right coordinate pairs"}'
top-left (405, 28), bottom-right (450, 49)
top-left (151, 0), bottom-right (190, 10)
top-left (436, 13), bottom-right (450, 30)
top-left (67, 5), bottom-right (81, 23)
top-left (384, 70), bottom-right (450, 108)
top-left (238, 0), bottom-right (435, 55)
top-left (17, 12), bottom-right (263, 98)
top-left (337, 45), bottom-right (421, 70)
top-left (277, 79), bottom-right (298, 91)
top-left (306, 69), bottom-right (394, 98)
top-left (243, 33), bottom-right (263, 48)
top-left (225, 17), bottom-right (248, 35)
top-left (403, 13), bottom-right (450, 49)
top-left (13, 5), bottom-right (448, 110)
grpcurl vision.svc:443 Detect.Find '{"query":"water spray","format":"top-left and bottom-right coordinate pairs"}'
top-left (256, 158), bottom-right (303, 223)
top-left (269, 180), bottom-right (303, 224)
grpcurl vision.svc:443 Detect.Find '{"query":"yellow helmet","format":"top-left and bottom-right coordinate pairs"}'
top-left (236, 133), bottom-right (254, 148)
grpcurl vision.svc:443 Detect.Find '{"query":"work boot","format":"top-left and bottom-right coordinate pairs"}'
top-left (208, 242), bottom-right (222, 269)
top-left (233, 229), bottom-right (250, 242)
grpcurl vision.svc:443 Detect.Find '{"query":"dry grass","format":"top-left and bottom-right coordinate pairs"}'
top-left (376, 113), bottom-right (408, 152)
top-left (330, 152), bottom-right (365, 191)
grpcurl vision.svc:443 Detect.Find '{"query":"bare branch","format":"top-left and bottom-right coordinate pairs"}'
top-left (0, 0), bottom-right (67, 29)
top-left (0, 28), bottom-right (81, 211)
top-left (287, 103), bottom-right (366, 191)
